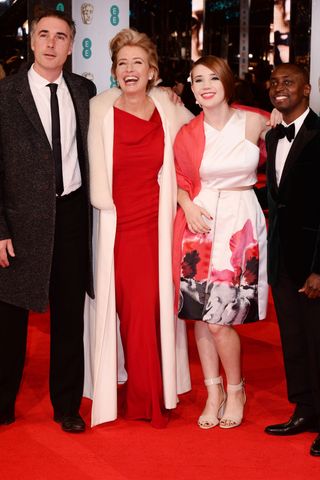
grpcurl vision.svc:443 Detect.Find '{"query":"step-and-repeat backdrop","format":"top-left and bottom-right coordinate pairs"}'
top-left (42, 1), bottom-right (318, 111)
top-left (72, 1), bottom-right (129, 93)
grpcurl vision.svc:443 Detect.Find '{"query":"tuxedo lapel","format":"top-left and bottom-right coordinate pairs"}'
top-left (266, 131), bottom-right (279, 196)
top-left (279, 111), bottom-right (319, 190)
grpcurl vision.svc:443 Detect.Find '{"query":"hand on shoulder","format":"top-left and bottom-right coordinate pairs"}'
top-left (245, 110), bottom-right (269, 143)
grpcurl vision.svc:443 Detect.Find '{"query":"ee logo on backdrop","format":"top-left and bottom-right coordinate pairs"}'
top-left (110, 5), bottom-right (120, 26)
top-left (82, 38), bottom-right (92, 59)
top-left (81, 4), bottom-right (121, 59)
top-left (109, 5), bottom-right (121, 86)
top-left (56, 3), bottom-right (65, 12)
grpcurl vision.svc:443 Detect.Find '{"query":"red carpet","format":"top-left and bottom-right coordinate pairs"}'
top-left (0, 298), bottom-right (319, 479)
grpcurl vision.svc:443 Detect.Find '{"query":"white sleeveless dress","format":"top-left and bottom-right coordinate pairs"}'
top-left (179, 109), bottom-right (268, 325)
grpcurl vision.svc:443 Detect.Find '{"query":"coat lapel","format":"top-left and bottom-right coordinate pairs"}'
top-left (63, 71), bottom-right (89, 142)
top-left (15, 72), bottom-right (50, 149)
top-left (63, 71), bottom-right (92, 188)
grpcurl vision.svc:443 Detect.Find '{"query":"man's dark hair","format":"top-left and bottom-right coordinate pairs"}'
top-left (272, 63), bottom-right (310, 84)
top-left (30, 9), bottom-right (76, 40)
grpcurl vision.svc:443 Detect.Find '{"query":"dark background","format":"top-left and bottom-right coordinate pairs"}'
top-left (0, 0), bottom-right (312, 86)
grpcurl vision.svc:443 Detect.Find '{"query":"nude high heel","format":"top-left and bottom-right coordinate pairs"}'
top-left (198, 376), bottom-right (227, 429)
top-left (219, 379), bottom-right (246, 429)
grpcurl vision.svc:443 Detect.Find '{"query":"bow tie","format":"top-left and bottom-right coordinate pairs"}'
top-left (275, 123), bottom-right (295, 142)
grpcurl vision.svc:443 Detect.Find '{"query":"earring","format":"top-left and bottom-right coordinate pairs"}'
top-left (112, 76), bottom-right (119, 88)
top-left (149, 76), bottom-right (153, 81)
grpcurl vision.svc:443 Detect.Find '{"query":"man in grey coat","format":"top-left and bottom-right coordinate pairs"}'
top-left (0, 10), bottom-right (95, 433)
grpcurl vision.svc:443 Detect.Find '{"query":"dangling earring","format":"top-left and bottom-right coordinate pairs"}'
top-left (111, 76), bottom-right (119, 88)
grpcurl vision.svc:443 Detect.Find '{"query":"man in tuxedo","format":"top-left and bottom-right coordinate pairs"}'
top-left (263, 63), bottom-right (320, 456)
top-left (0, 10), bottom-right (96, 432)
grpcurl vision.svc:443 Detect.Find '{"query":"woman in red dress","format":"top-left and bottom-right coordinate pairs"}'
top-left (113, 96), bottom-right (165, 426)
top-left (85, 29), bottom-right (192, 428)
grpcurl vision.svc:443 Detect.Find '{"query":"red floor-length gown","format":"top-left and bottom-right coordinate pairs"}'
top-left (112, 106), bottom-right (168, 428)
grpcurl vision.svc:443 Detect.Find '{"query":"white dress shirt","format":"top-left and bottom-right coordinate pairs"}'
top-left (28, 65), bottom-right (81, 195)
top-left (275, 107), bottom-right (310, 185)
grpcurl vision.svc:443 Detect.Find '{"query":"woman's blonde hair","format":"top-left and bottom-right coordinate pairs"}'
top-left (110, 28), bottom-right (159, 89)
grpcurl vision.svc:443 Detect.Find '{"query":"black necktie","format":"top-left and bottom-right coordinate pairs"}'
top-left (47, 83), bottom-right (64, 196)
top-left (275, 123), bottom-right (295, 142)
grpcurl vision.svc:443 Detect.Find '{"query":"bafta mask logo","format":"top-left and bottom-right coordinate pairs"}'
top-left (81, 3), bottom-right (94, 25)
top-left (82, 72), bottom-right (94, 81)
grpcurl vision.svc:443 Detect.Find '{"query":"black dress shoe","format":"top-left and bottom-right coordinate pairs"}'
top-left (310, 434), bottom-right (320, 457)
top-left (265, 415), bottom-right (317, 436)
top-left (54, 413), bottom-right (86, 433)
top-left (0, 414), bottom-right (15, 426)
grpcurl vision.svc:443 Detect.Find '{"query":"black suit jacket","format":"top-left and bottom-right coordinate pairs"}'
top-left (0, 68), bottom-right (96, 311)
top-left (264, 109), bottom-right (320, 286)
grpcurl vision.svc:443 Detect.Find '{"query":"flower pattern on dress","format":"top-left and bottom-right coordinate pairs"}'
top-left (179, 219), bottom-right (259, 325)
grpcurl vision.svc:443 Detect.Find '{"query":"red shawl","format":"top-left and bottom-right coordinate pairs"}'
top-left (172, 112), bottom-right (206, 311)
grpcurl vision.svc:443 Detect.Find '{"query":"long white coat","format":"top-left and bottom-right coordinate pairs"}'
top-left (83, 87), bottom-right (193, 426)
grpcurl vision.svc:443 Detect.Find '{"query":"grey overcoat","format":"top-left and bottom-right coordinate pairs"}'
top-left (0, 68), bottom-right (96, 311)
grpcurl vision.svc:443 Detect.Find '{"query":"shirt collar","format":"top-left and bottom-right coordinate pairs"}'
top-left (283, 107), bottom-right (310, 130)
top-left (28, 64), bottom-right (63, 89)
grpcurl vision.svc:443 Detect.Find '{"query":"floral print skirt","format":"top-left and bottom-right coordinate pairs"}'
top-left (178, 188), bottom-right (268, 325)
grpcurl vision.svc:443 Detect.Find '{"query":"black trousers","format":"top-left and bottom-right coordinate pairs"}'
top-left (272, 259), bottom-right (320, 430)
top-left (0, 188), bottom-right (88, 417)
